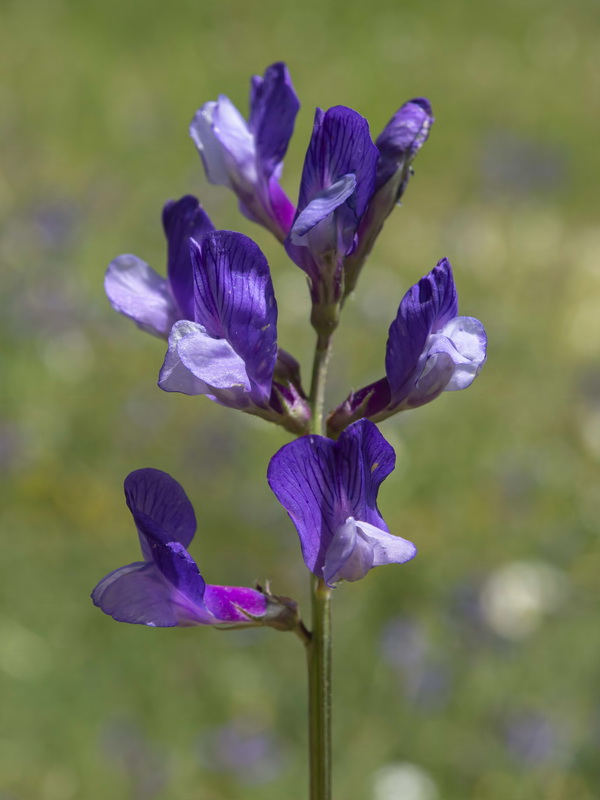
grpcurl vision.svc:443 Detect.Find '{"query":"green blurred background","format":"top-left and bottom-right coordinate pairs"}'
top-left (2, 0), bottom-right (600, 797)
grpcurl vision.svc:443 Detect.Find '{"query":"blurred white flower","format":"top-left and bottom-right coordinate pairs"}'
top-left (372, 762), bottom-right (439, 800)
top-left (480, 560), bottom-right (568, 640)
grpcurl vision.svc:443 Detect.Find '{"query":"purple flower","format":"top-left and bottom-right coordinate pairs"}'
top-left (503, 711), bottom-right (570, 767)
top-left (105, 195), bottom-right (214, 337)
top-left (157, 230), bottom-right (310, 433)
top-left (92, 469), bottom-right (269, 627)
top-left (328, 258), bottom-right (487, 434)
top-left (285, 106), bottom-right (379, 325)
top-left (344, 99), bottom-right (434, 297)
top-left (267, 420), bottom-right (416, 586)
top-left (190, 62), bottom-right (299, 243)
top-left (197, 719), bottom-right (287, 785)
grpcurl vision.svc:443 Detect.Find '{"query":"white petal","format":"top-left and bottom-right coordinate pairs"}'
top-left (105, 254), bottom-right (178, 338)
top-left (158, 320), bottom-right (251, 397)
top-left (190, 101), bottom-right (231, 187)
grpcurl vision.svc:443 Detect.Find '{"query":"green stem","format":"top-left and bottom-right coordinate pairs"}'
top-left (307, 577), bottom-right (332, 800)
top-left (309, 334), bottom-right (333, 437)
top-left (305, 330), bottom-right (334, 800)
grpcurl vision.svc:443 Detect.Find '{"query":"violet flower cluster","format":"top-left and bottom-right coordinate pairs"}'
top-left (94, 62), bottom-right (487, 629)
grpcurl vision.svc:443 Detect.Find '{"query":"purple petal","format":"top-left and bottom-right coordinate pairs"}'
top-left (203, 585), bottom-right (268, 624)
top-left (162, 195), bottom-right (214, 320)
top-left (297, 107), bottom-right (378, 224)
top-left (105, 254), bottom-right (178, 338)
top-left (265, 177), bottom-right (296, 236)
top-left (145, 535), bottom-right (206, 607)
top-left (268, 434), bottom-right (337, 572)
top-left (92, 562), bottom-right (182, 626)
top-left (267, 420), bottom-right (396, 577)
top-left (191, 232), bottom-right (277, 403)
top-left (385, 258), bottom-right (458, 404)
top-left (248, 62), bottom-right (300, 181)
top-left (158, 320), bottom-right (251, 398)
top-left (124, 468), bottom-right (197, 556)
top-left (375, 98), bottom-right (434, 192)
top-left (91, 561), bottom-right (213, 627)
top-left (297, 106), bottom-right (378, 250)
top-left (108, 512), bottom-right (211, 625)
top-left (333, 418), bottom-right (396, 526)
top-left (290, 174), bottom-right (357, 245)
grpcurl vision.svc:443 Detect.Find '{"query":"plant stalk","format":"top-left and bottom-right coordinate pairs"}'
top-left (307, 576), bottom-right (332, 800)
top-left (305, 331), bottom-right (334, 800)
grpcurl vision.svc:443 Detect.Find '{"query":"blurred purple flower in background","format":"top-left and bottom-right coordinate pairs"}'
top-left (328, 258), bottom-right (486, 433)
top-left (480, 130), bottom-right (567, 199)
top-left (190, 62), bottom-right (299, 242)
top-left (381, 617), bottom-right (452, 710)
top-left (268, 419), bottom-right (416, 586)
top-left (105, 195), bottom-right (214, 337)
top-left (503, 710), bottom-right (571, 767)
top-left (31, 199), bottom-right (79, 251)
top-left (197, 718), bottom-right (287, 785)
top-left (101, 720), bottom-right (169, 800)
top-left (92, 468), bottom-right (269, 627)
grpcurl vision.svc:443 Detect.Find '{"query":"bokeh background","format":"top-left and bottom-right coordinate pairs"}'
top-left (2, 0), bottom-right (600, 798)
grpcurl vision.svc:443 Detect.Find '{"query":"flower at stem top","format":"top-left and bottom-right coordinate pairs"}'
top-left (190, 62), bottom-right (299, 243)
top-left (158, 230), bottom-right (310, 434)
top-left (344, 98), bottom-right (434, 298)
top-left (327, 258), bottom-right (487, 435)
top-left (104, 195), bottom-right (214, 337)
top-left (92, 468), bottom-right (269, 627)
top-left (267, 419), bottom-right (416, 587)
top-left (285, 106), bottom-right (379, 334)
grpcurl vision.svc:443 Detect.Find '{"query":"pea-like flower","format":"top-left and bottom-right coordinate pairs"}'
top-left (344, 98), bottom-right (434, 297)
top-left (104, 195), bottom-right (214, 337)
top-left (328, 258), bottom-right (487, 435)
top-left (158, 230), bottom-right (310, 433)
top-left (285, 106), bottom-right (379, 329)
top-left (92, 469), bottom-right (269, 627)
top-left (190, 62), bottom-right (299, 243)
top-left (267, 420), bottom-right (416, 587)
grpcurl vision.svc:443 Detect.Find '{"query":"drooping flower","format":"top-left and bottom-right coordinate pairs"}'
top-left (92, 468), bottom-right (269, 627)
top-left (285, 106), bottom-right (379, 331)
top-left (327, 258), bottom-right (487, 435)
top-left (344, 98), bottom-right (434, 297)
top-left (105, 195), bottom-right (214, 337)
top-left (190, 62), bottom-right (299, 243)
top-left (158, 229), bottom-right (310, 434)
top-left (267, 419), bottom-right (416, 587)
